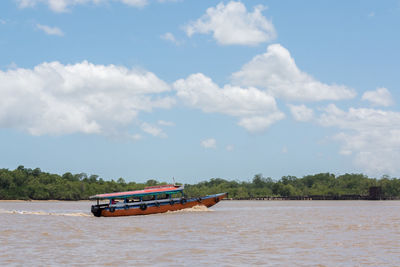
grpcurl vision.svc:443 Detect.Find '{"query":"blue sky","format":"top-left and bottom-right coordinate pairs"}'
top-left (0, 0), bottom-right (399, 183)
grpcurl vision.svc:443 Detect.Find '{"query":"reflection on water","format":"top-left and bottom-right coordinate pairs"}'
top-left (1, 200), bottom-right (399, 266)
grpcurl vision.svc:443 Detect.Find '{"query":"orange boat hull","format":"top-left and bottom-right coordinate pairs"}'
top-left (93, 193), bottom-right (226, 217)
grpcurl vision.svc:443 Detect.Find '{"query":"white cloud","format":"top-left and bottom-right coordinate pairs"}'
top-left (130, 133), bottom-right (142, 141)
top-left (185, 1), bottom-right (276, 46)
top-left (7, 62), bottom-right (18, 70)
top-left (17, 0), bottom-right (93, 12)
top-left (362, 87), bottom-right (394, 107)
top-left (158, 120), bottom-right (175, 126)
top-left (0, 61), bottom-right (174, 136)
top-left (288, 104), bottom-right (314, 122)
top-left (158, 0), bottom-right (181, 3)
top-left (120, 0), bottom-right (147, 7)
top-left (174, 73), bottom-right (285, 132)
top-left (16, 0), bottom-right (147, 13)
top-left (16, 0), bottom-right (38, 8)
top-left (318, 104), bottom-right (400, 175)
top-left (231, 44), bottom-right (356, 101)
top-left (160, 32), bottom-right (180, 45)
top-left (226, 144), bottom-right (234, 151)
top-left (140, 122), bottom-right (167, 138)
top-left (36, 24), bottom-right (64, 36)
top-left (237, 114), bottom-right (284, 132)
top-left (201, 138), bottom-right (216, 149)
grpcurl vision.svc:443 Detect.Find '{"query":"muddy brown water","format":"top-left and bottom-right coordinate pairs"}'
top-left (1, 200), bottom-right (399, 266)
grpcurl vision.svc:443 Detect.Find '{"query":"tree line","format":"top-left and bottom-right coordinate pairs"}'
top-left (0, 166), bottom-right (399, 200)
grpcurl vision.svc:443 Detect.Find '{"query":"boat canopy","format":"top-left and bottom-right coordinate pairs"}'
top-left (89, 184), bottom-right (184, 200)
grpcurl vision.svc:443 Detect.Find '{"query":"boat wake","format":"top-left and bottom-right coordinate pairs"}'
top-left (168, 205), bottom-right (213, 214)
top-left (0, 209), bottom-right (91, 217)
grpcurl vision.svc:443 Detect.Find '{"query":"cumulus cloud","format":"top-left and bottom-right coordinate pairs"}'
top-left (318, 104), bottom-right (400, 175)
top-left (7, 62), bottom-right (18, 70)
top-left (201, 138), bottom-right (216, 149)
top-left (237, 114), bottom-right (284, 132)
top-left (160, 32), bottom-right (181, 45)
top-left (231, 44), bottom-right (356, 101)
top-left (158, 120), bottom-right (175, 126)
top-left (362, 87), bottom-right (394, 107)
top-left (185, 1), bottom-right (276, 46)
top-left (174, 73), bottom-right (285, 132)
top-left (226, 144), bottom-right (234, 151)
top-left (158, 0), bottom-right (181, 3)
top-left (288, 104), bottom-right (314, 122)
top-left (36, 24), bottom-right (64, 36)
top-left (16, 0), bottom-right (147, 12)
top-left (120, 0), bottom-right (147, 7)
top-left (0, 61), bottom-right (174, 136)
top-left (140, 122), bottom-right (167, 138)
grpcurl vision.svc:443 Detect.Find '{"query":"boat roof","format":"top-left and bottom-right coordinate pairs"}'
top-left (89, 184), bottom-right (184, 200)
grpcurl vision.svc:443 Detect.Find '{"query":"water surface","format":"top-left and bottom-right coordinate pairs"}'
top-left (1, 200), bottom-right (399, 266)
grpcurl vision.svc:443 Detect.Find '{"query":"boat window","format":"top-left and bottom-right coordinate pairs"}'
top-left (158, 193), bottom-right (167, 200)
top-left (128, 197), bottom-right (140, 202)
top-left (142, 195), bottom-right (156, 201)
top-left (170, 192), bottom-right (182, 199)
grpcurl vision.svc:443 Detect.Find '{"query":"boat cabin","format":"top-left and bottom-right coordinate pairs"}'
top-left (90, 184), bottom-right (184, 206)
top-left (90, 184), bottom-right (226, 217)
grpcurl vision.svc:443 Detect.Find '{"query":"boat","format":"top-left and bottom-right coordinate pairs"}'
top-left (90, 184), bottom-right (227, 217)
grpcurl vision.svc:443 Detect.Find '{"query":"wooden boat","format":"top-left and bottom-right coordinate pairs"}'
top-left (90, 184), bottom-right (227, 217)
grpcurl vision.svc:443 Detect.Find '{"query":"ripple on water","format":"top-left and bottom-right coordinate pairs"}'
top-left (0, 208), bottom-right (91, 217)
top-left (1, 200), bottom-right (400, 266)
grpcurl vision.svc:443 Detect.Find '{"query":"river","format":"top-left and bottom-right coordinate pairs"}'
top-left (1, 200), bottom-right (399, 266)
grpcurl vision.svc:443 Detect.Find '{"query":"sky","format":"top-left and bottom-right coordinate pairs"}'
top-left (0, 0), bottom-right (399, 183)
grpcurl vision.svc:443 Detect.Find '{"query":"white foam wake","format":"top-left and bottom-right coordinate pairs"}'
top-left (167, 205), bottom-right (213, 214)
top-left (0, 209), bottom-right (91, 217)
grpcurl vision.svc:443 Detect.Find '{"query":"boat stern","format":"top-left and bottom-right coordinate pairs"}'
top-left (91, 204), bottom-right (108, 217)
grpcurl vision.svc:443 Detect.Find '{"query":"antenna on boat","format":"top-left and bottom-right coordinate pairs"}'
top-left (172, 177), bottom-right (176, 185)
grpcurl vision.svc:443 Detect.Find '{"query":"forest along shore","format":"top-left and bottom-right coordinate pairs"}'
top-left (1, 166), bottom-right (399, 201)
top-left (224, 195), bottom-right (400, 201)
